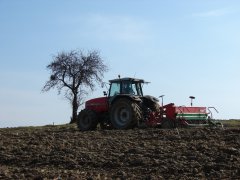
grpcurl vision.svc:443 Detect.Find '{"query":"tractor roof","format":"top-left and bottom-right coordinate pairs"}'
top-left (109, 77), bottom-right (145, 83)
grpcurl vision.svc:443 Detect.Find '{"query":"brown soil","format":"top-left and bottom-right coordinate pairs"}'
top-left (0, 125), bottom-right (239, 179)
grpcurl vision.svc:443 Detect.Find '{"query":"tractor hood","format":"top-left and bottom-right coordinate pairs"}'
top-left (85, 97), bottom-right (108, 112)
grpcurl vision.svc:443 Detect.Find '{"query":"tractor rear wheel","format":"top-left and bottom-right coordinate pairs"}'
top-left (77, 109), bottom-right (98, 131)
top-left (110, 98), bottom-right (142, 129)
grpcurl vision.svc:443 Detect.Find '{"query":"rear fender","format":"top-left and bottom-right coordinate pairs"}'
top-left (110, 95), bottom-right (142, 106)
top-left (143, 95), bottom-right (159, 103)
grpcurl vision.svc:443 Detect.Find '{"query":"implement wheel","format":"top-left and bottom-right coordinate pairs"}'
top-left (161, 119), bottom-right (175, 129)
top-left (77, 109), bottom-right (98, 131)
top-left (110, 98), bottom-right (142, 129)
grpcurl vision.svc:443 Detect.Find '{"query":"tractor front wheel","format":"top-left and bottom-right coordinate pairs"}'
top-left (77, 109), bottom-right (98, 131)
top-left (110, 98), bottom-right (142, 129)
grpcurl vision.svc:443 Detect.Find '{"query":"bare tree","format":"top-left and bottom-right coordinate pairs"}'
top-left (42, 50), bottom-right (108, 124)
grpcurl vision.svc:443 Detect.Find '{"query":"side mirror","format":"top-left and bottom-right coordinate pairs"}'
top-left (103, 91), bottom-right (107, 96)
top-left (101, 82), bottom-right (105, 88)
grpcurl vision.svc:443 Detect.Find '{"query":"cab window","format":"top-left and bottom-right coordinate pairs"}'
top-left (135, 83), bottom-right (143, 96)
top-left (109, 82), bottom-right (120, 96)
top-left (122, 82), bottom-right (139, 95)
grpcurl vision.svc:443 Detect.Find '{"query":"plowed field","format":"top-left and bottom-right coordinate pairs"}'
top-left (0, 125), bottom-right (240, 179)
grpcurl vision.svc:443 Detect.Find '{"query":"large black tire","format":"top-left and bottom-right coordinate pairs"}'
top-left (110, 98), bottom-right (142, 129)
top-left (77, 109), bottom-right (98, 131)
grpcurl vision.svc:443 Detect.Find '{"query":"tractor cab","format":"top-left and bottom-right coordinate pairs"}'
top-left (108, 77), bottom-right (144, 97)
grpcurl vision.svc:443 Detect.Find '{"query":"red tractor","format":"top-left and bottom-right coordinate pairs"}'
top-left (77, 77), bottom-right (220, 131)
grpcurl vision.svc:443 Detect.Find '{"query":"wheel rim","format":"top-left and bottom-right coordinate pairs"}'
top-left (114, 106), bottom-right (130, 126)
top-left (81, 115), bottom-right (91, 128)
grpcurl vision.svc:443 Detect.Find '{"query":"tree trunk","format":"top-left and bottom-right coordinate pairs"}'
top-left (70, 92), bottom-right (78, 124)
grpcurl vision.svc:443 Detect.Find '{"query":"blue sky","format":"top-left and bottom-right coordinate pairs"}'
top-left (0, 0), bottom-right (240, 127)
